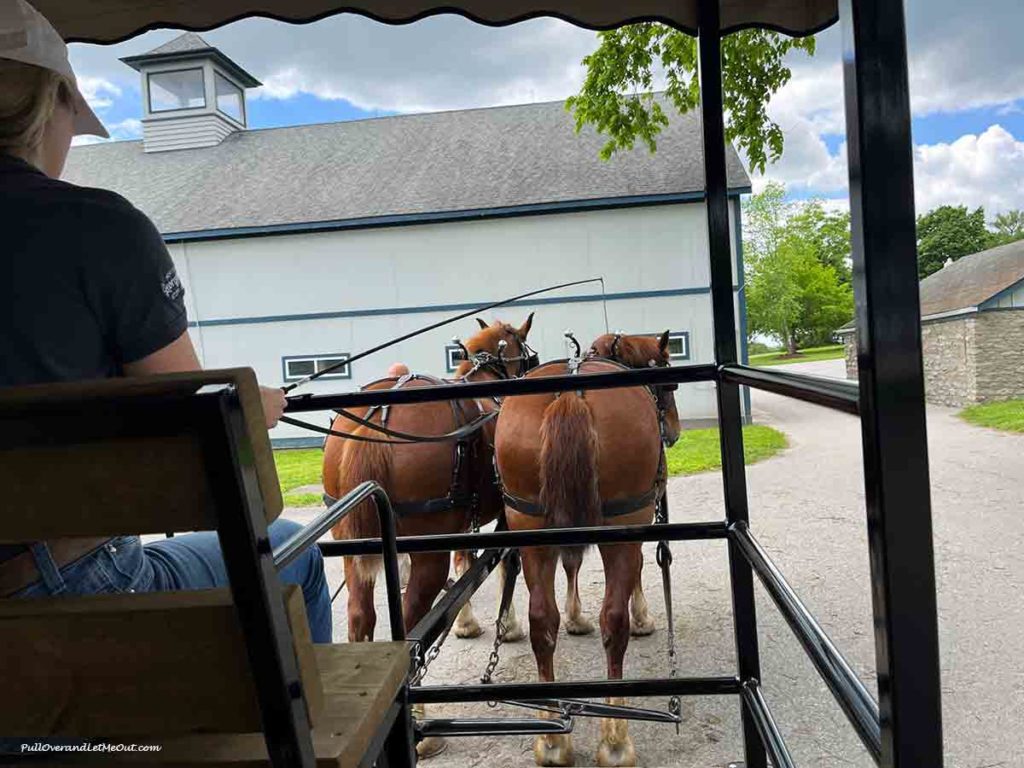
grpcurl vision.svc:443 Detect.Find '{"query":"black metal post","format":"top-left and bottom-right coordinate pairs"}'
top-left (208, 392), bottom-right (315, 768)
top-left (697, 2), bottom-right (766, 767)
top-left (285, 363), bottom-right (717, 412)
top-left (839, 1), bottom-right (944, 766)
top-left (741, 682), bottom-right (795, 768)
top-left (732, 522), bottom-right (881, 761)
top-left (720, 363), bottom-right (860, 415)
top-left (411, 675), bottom-right (740, 704)
top-left (372, 486), bottom-right (406, 640)
top-left (319, 520), bottom-right (728, 558)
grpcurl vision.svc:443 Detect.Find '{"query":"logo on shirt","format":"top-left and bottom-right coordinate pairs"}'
top-left (161, 269), bottom-right (184, 301)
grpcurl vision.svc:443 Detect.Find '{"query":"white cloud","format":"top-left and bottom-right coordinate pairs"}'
top-left (76, 76), bottom-right (121, 110)
top-left (913, 125), bottom-right (1024, 215)
top-left (70, 117), bottom-right (143, 147)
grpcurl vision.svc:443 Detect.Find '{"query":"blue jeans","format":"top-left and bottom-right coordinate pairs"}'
top-left (13, 519), bottom-right (332, 643)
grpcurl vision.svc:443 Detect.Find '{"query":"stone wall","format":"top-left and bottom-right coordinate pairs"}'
top-left (974, 309), bottom-right (1024, 402)
top-left (835, 309), bottom-right (1023, 406)
top-left (920, 316), bottom-right (976, 406)
top-left (840, 331), bottom-right (857, 379)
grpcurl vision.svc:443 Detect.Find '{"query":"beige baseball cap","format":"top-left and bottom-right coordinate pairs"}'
top-left (0, 0), bottom-right (108, 137)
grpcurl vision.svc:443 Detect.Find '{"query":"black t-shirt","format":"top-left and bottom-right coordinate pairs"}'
top-left (0, 153), bottom-right (187, 386)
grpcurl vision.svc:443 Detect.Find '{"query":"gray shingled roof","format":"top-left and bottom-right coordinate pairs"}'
top-left (144, 32), bottom-right (214, 56)
top-left (918, 239), bottom-right (1024, 316)
top-left (839, 238), bottom-right (1024, 330)
top-left (62, 100), bottom-right (750, 237)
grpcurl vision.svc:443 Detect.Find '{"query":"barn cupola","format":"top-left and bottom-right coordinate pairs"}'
top-left (120, 32), bottom-right (261, 153)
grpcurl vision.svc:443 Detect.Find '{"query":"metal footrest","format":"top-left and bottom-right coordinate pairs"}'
top-left (503, 698), bottom-right (681, 724)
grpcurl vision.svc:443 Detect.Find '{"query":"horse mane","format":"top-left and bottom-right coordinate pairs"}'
top-left (590, 333), bottom-right (667, 369)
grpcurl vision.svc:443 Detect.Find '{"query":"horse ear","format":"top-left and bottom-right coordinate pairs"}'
top-left (518, 312), bottom-right (535, 339)
top-left (476, 318), bottom-right (489, 330)
top-left (658, 329), bottom-right (671, 352)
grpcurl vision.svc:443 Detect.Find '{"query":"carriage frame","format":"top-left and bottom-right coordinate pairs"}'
top-left (280, 1), bottom-right (945, 766)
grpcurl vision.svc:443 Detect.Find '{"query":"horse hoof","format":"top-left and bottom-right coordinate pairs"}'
top-left (596, 734), bottom-right (636, 767)
top-left (416, 735), bottom-right (448, 760)
top-left (565, 615), bottom-right (595, 636)
top-left (630, 616), bottom-right (656, 636)
top-left (534, 734), bottom-right (574, 766)
top-left (454, 618), bottom-right (484, 639)
top-left (501, 621), bottom-right (526, 643)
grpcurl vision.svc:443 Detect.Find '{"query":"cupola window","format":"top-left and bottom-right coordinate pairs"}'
top-left (148, 68), bottom-right (205, 112)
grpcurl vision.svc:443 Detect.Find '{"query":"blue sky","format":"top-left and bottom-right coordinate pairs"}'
top-left (67, 2), bottom-right (1024, 216)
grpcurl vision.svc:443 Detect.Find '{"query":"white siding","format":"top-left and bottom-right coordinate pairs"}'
top-left (142, 113), bottom-right (237, 153)
top-left (171, 203), bottom-right (743, 442)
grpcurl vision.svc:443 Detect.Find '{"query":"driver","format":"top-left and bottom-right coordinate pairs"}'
top-left (0, 0), bottom-right (330, 642)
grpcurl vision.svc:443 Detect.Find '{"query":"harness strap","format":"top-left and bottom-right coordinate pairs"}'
top-left (502, 483), bottom-right (662, 518)
top-left (322, 491), bottom-right (473, 519)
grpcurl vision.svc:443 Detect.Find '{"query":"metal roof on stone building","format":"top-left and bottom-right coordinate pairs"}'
top-left (61, 100), bottom-right (750, 238)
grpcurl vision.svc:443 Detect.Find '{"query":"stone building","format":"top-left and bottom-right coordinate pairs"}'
top-left (838, 238), bottom-right (1024, 407)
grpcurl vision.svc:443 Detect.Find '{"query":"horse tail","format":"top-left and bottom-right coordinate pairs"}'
top-left (539, 392), bottom-right (601, 567)
top-left (331, 428), bottom-right (392, 582)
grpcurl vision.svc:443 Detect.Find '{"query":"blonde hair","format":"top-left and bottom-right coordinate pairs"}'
top-left (0, 59), bottom-right (73, 157)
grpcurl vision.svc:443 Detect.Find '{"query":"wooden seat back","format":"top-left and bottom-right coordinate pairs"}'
top-left (0, 370), bottom-right (323, 741)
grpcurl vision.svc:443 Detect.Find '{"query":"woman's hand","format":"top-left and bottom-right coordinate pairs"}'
top-left (260, 386), bottom-right (287, 429)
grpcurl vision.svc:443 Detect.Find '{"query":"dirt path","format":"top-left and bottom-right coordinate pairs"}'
top-left (300, 359), bottom-right (1024, 767)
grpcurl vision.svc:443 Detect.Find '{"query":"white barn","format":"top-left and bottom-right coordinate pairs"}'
top-left (63, 33), bottom-right (753, 446)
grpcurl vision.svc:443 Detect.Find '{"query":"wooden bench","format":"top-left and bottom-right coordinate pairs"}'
top-left (0, 369), bottom-right (414, 767)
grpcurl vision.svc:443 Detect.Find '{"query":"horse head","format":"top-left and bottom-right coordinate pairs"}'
top-left (456, 313), bottom-right (537, 379)
top-left (590, 330), bottom-right (681, 446)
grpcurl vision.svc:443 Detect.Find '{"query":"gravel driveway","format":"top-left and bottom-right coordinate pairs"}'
top-left (310, 358), bottom-right (1024, 767)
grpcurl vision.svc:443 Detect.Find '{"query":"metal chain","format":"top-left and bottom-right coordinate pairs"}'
top-left (655, 493), bottom-right (682, 733)
top-left (411, 617), bottom-right (454, 687)
top-left (481, 550), bottom-right (520, 688)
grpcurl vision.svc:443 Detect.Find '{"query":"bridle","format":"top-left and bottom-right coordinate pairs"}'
top-left (593, 333), bottom-right (677, 446)
top-left (454, 331), bottom-right (539, 380)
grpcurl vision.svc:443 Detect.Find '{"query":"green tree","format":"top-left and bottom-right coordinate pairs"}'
top-left (916, 205), bottom-right (993, 279)
top-left (746, 238), bottom-right (852, 354)
top-left (566, 25), bottom-right (815, 173)
top-left (786, 202), bottom-right (851, 285)
top-left (992, 210), bottom-right (1024, 245)
top-left (743, 184), bottom-right (854, 352)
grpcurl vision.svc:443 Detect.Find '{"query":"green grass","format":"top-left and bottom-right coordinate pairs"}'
top-left (666, 425), bottom-right (788, 477)
top-left (273, 425), bottom-right (789, 506)
top-left (274, 449), bottom-right (324, 507)
top-left (959, 399), bottom-right (1024, 433)
top-left (748, 344), bottom-right (845, 367)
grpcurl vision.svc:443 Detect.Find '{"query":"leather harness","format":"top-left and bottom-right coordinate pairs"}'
top-left (500, 347), bottom-right (672, 519)
top-left (321, 329), bottom-right (539, 519)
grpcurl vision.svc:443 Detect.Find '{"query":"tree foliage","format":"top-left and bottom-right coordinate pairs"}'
top-left (992, 210), bottom-right (1024, 246)
top-left (743, 183), bottom-right (853, 353)
top-left (916, 205), bottom-right (994, 279)
top-left (566, 25), bottom-right (815, 173)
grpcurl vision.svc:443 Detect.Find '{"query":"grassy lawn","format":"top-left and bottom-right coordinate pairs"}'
top-left (959, 399), bottom-right (1024, 433)
top-left (666, 424), bottom-right (787, 477)
top-left (748, 344), bottom-right (845, 367)
top-left (275, 425), bottom-right (789, 505)
top-left (274, 448), bottom-right (324, 507)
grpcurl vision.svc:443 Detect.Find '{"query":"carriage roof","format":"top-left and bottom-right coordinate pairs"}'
top-left (38, 0), bottom-right (836, 44)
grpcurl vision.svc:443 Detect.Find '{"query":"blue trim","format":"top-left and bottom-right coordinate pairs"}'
top-left (733, 196), bottom-right (752, 421)
top-left (979, 276), bottom-right (1024, 310)
top-left (272, 437), bottom-right (325, 450)
top-left (281, 352), bottom-right (352, 382)
top-left (187, 285), bottom-right (737, 329)
top-left (163, 190), bottom-right (751, 244)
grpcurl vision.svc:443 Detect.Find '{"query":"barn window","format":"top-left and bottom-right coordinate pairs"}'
top-left (445, 345), bottom-right (466, 373)
top-left (662, 332), bottom-right (690, 362)
top-left (282, 354), bottom-right (351, 381)
top-left (148, 68), bottom-right (206, 112)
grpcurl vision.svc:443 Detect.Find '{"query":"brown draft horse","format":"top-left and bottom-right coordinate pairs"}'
top-left (494, 331), bottom-right (681, 768)
top-left (323, 316), bottom-right (537, 644)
